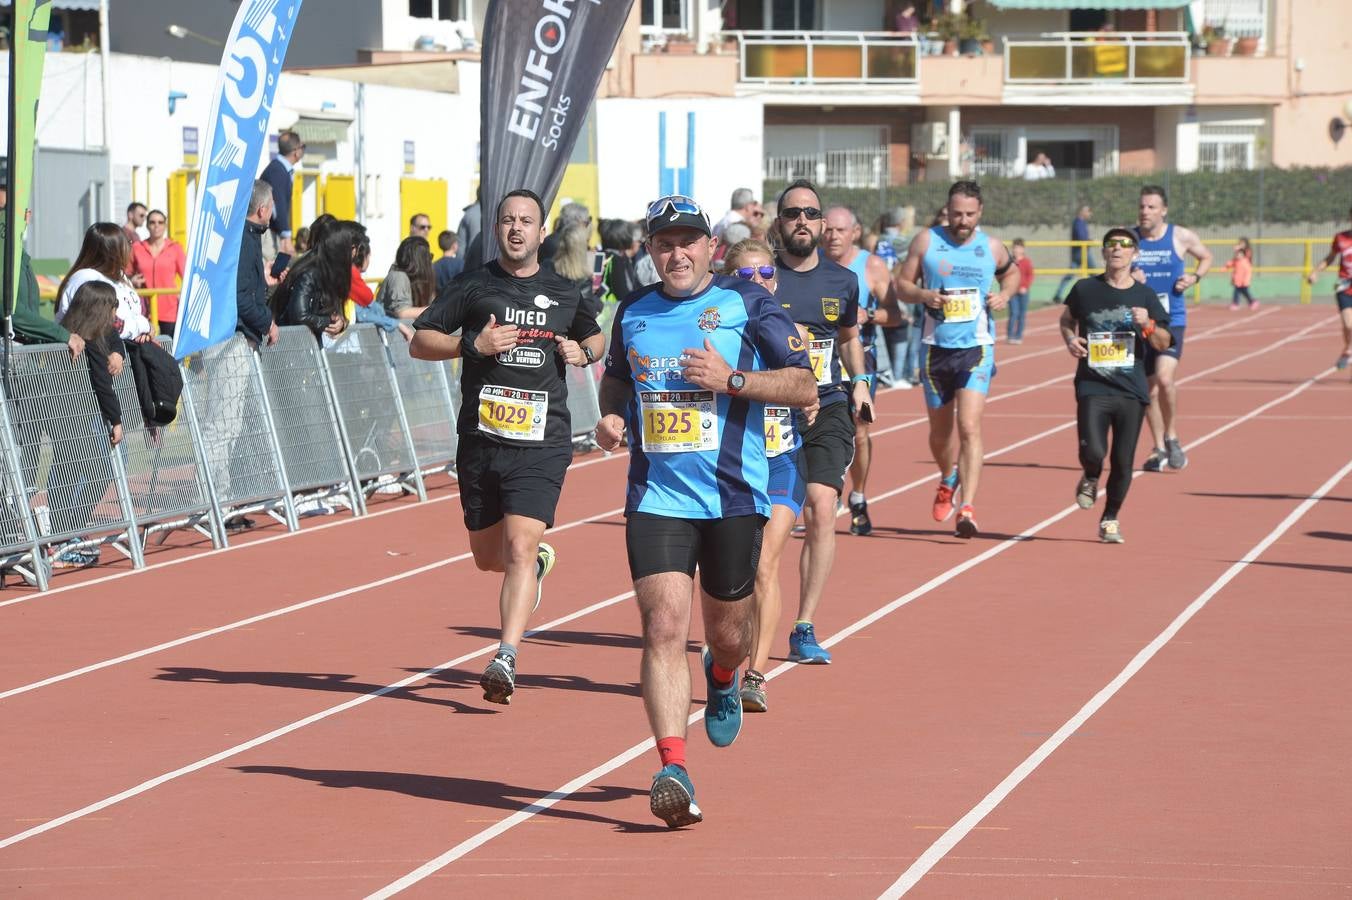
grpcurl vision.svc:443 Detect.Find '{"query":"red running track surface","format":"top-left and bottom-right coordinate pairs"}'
top-left (0, 304), bottom-right (1348, 897)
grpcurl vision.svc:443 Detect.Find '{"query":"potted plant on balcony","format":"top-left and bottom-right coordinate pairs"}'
top-left (1201, 24), bottom-right (1230, 57)
top-left (958, 14), bottom-right (988, 56)
top-left (933, 12), bottom-right (961, 57)
top-left (1233, 33), bottom-right (1260, 55)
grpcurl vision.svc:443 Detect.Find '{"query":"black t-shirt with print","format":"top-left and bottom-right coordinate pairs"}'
top-left (414, 260), bottom-right (601, 447)
top-left (772, 254), bottom-right (861, 406)
top-left (1065, 275), bottom-right (1171, 404)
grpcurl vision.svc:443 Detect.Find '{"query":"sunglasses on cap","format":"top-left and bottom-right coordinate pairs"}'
top-left (779, 206), bottom-right (823, 221)
top-left (646, 195), bottom-right (704, 220)
top-left (1103, 237), bottom-right (1137, 249)
top-left (733, 265), bottom-right (776, 280)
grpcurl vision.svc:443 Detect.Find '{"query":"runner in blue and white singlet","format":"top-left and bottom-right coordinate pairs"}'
top-left (1132, 184), bottom-right (1213, 473)
top-left (896, 181), bottom-right (1021, 539)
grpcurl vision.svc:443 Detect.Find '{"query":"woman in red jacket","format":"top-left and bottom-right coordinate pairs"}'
top-left (129, 209), bottom-right (186, 336)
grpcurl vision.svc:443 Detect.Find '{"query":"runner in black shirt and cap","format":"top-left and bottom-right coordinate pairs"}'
top-left (412, 189), bottom-right (604, 705)
top-left (1059, 227), bottom-right (1172, 544)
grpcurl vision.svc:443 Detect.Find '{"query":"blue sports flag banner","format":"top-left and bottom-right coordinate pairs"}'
top-left (172, 0), bottom-right (302, 359)
top-left (478, 0), bottom-right (635, 264)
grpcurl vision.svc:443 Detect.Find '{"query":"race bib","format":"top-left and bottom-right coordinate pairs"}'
top-left (764, 406), bottom-right (795, 459)
top-left (940, 287), bottom-right (980, 323)
top-left (478, 385), bottom-right (547, 441)
top-left (809, 338), bottom-right (834, 386)
top-left (1088, 332), bottom-right (1134, 369)
top-left (639, 390), bottom-right (718, 454)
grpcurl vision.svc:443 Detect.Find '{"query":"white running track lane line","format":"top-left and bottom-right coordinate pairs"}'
top-left (0, 447), bottom-right (631, 609)
top-left (1, 313), bottom-right (1319, 703)
top-left (363, 362), bottom-right (1336, 898)
top-left (0, 305), bottom-right (1278, 608)
top-left (0, 352), bottom-right (1327, 861)
top-left (879, 453), bottom-right (1352, 898)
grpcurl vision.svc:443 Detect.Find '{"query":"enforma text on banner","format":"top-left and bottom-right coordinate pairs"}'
top-left (172, 0), bottom-right (303, 359)
top-left (477, 0), bottom-right (635, 265)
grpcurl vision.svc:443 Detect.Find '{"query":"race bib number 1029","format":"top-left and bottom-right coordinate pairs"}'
top-left (478, 385), bottom-right (547, 441)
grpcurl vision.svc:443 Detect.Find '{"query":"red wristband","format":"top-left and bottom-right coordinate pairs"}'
top-left (1141, 321), bottom-right (1156, 338)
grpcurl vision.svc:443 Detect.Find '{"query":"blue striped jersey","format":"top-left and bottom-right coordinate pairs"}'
top-left (920, 225), bottom-right (997, 349)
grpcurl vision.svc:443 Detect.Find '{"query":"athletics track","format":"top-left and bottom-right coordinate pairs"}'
top-left (1, 303), bottom-right (1348, 897)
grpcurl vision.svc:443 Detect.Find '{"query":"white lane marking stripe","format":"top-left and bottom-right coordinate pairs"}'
top-left (880, 456), bottom-right (1351, 898)
top-left (365, 360), bottom-right (1333, 899)
top-left (3, 312), bottom-right (1322, 705)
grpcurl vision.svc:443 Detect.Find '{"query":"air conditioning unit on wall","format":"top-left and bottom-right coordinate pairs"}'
top-left (913, 122), bottom-right (949, 158)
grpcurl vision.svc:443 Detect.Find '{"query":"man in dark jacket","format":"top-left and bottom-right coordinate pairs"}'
top-left (198, 179), bottom-right (278, 522)
top-left (258, 130), bottom-right (304, 264)
top-left (237, 180), bottom-right (280, 347)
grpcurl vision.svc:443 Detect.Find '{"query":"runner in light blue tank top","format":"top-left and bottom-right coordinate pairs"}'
top-left (896, 181), bottom-right (1021, 540)
top-left (1132, 185), bottom-right (1213, 474)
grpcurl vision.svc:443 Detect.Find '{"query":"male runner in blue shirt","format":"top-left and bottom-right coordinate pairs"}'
top-left (896, 180), bottom-right (1021, 538)
top-left (597, 195), bottom-right (814, 830)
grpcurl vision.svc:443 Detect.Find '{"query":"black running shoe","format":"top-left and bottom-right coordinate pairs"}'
top-left (480, 652), bottom-right (516, 705)
top-left (848, 499), bottom-right (872, 536)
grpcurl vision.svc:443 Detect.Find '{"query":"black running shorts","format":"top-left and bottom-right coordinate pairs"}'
top-left (800, 400), bottom-right (855, 493)
top-left (1145, 325), bottom-right (1185, 375)
top-left (625, 512), bottom-right (765, 601)
top-left (455, 434), bottom-right (571, 531)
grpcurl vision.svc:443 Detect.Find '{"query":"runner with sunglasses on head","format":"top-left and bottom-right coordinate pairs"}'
top-left (768, 179), bottom-right (867, 665)
top-left (895, 180), bottom-right (1021, 538)
top-left (1060, 228), bottom-right (1173, 543)
top-left (411, 189), bottom-right (604, 706)
top-left (1305, 205), bottom-right (1352, 374)
top-left (597, 196), bottom-right (814, 828)
top-left (720, 238), bottom-right (816, 713)
top-left (1132, 185), bottom-right (1212, 473)
top-left (820, 205), bottom-right (905, 537)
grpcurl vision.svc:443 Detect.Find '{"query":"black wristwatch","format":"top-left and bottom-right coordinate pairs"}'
top-left (726, 370), bottom-right (747, 395)
top-left (866, 308), bottom-right (876, 323)
top-left (581, 343), bottom-right (596, 365)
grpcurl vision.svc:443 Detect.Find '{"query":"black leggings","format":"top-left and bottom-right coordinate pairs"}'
top-left (1076, 394), bottom-right (1147, 520)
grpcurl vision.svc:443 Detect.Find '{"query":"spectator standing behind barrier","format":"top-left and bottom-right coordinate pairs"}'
top-left (56, 223), bottom-right (152, 345)
top-left (0, 187), bottom-right (83, 359)
top-left (122, 202), bottom-right (147, 245)
top-left (198, 180), bottom-right (279, 532)
top-left (409, 213), bottom-right (431, 240)
top-left (712, 187), bottom-right (764, 240)
top-left (433, 230), bottom-right (463, 293)
top-left (1225, 238), bottom-right (1256, 310)
top-left (293, 226), bottom-right (311, 256)
top-left (45, 281), bottom-right (125, 568)
top-left (259, 130), bottom-right (304, 262)
top-left (547, 219), bottom-right (602, 321)
top-left (540, 202), bottom-right (590, 264)
top-left (374, 236), bottom-right (436, 321)
top-left (1052, 205), bottom-right (1093, 303)
top-left (354, 237), bottom-right (414, 341)
top-left (1007, 238), bottom-right (1034, 343)
top-left (456, 189), bottom-right (482, 267)
top-left (129, 210), bottom-right (186, 337)
top-left (876, 206), bottom-right (917, 386)
top-left (270, 220), bottom-right (365, 344)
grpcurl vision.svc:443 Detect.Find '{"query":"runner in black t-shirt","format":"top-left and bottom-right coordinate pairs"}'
top-left (411, 189), bottom-right (604, 705)
top-left (767, 179), bottom-right (868, 666)
top-left (1059, 227), bottom-right (1173, 544)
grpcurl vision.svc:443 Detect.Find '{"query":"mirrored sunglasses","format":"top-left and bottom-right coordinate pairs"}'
top-left (1103, 238), bottom-right (1137, 249)
top-left (734, 265), bottom-right (776, 280)
top-left (646, 195), bottom-right (703, 220)
top-left (780, 206), bottom-right (823, 221)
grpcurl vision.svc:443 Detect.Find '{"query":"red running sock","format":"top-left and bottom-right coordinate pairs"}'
top-left (711, 661), bottom-right (736, 688)
top-left (656, 736), bottom-right (686, 770)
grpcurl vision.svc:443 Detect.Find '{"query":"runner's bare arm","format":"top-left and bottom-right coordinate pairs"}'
top-left (837, 323), bottom-right (867, 379)
top-left (1176, 226), bottom-right (1213, 287)
top-left (681, 338), bottom-right (816, 407)
top-left (1147, 323), bottom-right (1172, 352)
top-left (1307, 247), bottom-right (1340, 282)
top-left (1059, 305), bottom-right (1087, 358)
top-left (409, 329), bottom-right (462, 361)
top-left (988, 238), bottom-right (1020, 311)
top-left (596, 375), bottom-right (633, 451)
top-left (894, 229), bottom-right (938, 306)
top-left (865, 255), bottom-right (906, 326)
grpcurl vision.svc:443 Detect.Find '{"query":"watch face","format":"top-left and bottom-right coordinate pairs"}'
top-left (728, 372), bottom-right (746, 391)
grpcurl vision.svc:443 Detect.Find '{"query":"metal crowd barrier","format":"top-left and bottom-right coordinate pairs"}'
top-left (0, 324), bottom-right (605, 591)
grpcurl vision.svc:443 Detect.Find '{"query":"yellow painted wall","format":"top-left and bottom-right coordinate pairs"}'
top-left (399, 178), bottom-right (449, 242)
top-left (322, 174), bottom-right (357, 220)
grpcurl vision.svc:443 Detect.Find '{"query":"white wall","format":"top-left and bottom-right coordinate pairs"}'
top-left (1, 51), bottom-right (476, 273)
top-left (595, 97), bottom-right (764, 222)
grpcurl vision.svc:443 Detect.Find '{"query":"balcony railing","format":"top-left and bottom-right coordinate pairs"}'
top-left (764, 148), bottom-right (891, 189)
top-left (1004, 32), bottom-right (1190, 84)
top-left (727, 31), bottom-right (920, 84)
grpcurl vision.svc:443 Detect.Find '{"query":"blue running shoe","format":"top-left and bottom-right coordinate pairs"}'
top-left (650, 764), bottom-right (703, 828)
top-left (788, 622), bottom-right (832, 664)
top-left (701, 646), bottom-right (742, 748)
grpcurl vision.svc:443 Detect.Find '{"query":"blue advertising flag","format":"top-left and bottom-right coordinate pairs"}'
top-left (172, 0), bottom-right (302, 359)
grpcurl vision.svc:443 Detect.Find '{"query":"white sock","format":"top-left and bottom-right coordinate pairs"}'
top-left (848, 491), bottom-right (865, 506)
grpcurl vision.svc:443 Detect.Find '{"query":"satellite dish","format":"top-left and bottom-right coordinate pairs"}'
top-left (1331, 118), bottom-right (1347, 144)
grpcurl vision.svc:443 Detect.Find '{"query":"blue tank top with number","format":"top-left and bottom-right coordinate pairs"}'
top-left (845, 249), bottom-right (878, 347)
top-left (1133, 223), bottom-right (1186, 328)
top-left (919, 225), bottom-right (996, 348)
